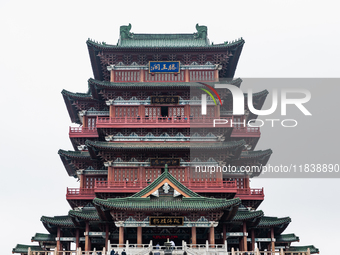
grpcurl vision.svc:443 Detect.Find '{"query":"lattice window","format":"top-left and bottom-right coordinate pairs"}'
top-left (181, 54), bottom-right (192, 65)
top-left (187, 212), bottom-right (201, 221)
top-left (145, 107), bottom-right (160, 117)
top-left (168, 54), bottom-right (177, 61)
top-left (197, 54), bottom-right (207, 65)
top-left (85, 176), bottom-right (107, 189)
top-left (115, 107), bottom-right (138, 117)
top-left (138, 54), bottom-right (148, 65)
top-left (169, 107), bottom-right (184, 117)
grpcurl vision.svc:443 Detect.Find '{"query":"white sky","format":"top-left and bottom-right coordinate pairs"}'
top-left (0, 0), bottom-right (339, 254)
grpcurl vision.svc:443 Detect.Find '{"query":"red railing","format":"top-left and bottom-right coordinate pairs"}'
top-left (67, 188), bottom-right (95, 196)
top-left (231, 127), bottom-right (261, 137)
top-left (96, 116), bottom-right (233, 127)
top-left (69, 127), bottom-right (99, 137)
top-left (236, 188), bottom-right (264, 196)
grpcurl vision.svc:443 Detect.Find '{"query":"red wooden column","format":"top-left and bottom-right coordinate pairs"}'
top-left (270, 227), bottom-right (275, 253)
top-left (191, 226), bottom-right (197, 247)
top-left (185, 69), bottom-right (189, 82)
top-left (137, 227), bottom-right (142, 247)
top-left (242, 222), bottom-right (247, 252)
top-left (105, 224), bottom-right (109, 250)
top-left (222, 224), bottom-right (227, 244)
top-left (85, 221), bottom-right (91, 251)
top-left (107, 166), bottom-right (114, 183)
top-left (209, 226), bottom-right (215, 246)
top-left (140, 69), bottom-right (145, 82)
top-left (251, 229), bottom-right (255, 251)
top-left (214, 70), bottom-right (219, 82)
top-left (119, 226), bottom-right (124, 247)
top-left (110, 105), bottom-right (115, 118)
top-left (110, 70), bottom-right (115, 82)
top-left (75, 229), bottom-right (80, 250)
top-left (79, 174), bottom-right (84, 189)
top-left (56, 227), bottom-right (62, 252)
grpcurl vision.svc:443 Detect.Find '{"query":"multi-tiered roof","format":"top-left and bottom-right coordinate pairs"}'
top-left (12, 24), bottom-right (318, 255)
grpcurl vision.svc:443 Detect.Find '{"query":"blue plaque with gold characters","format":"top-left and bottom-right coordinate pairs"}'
top-left (149, 61), bottom-right (180, 73)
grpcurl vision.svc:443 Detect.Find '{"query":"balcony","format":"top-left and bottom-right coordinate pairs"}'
top-left (69, 127), bottom-right (99, 138)
top-left (235, 188), bottom-right (264, 200)
top-left (96, 116), bottom-right (233, 128)
top-left (231, 127), bottom-right (261, 138)
top-left (66, 188), bottom-right (95, 200)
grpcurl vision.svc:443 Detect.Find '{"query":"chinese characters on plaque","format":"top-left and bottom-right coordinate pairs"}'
top-left (150, 96), bottom-right (179, 104)
top-left (149, 217), bottom-right (184, 226)
top-left (149, 61), bottom-right (180, 73)
top-left (150, 158), bottom-right (180, 167)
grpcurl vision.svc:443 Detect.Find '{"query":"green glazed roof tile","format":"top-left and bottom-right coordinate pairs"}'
top-left (275, 233), bottom-right (300, 242)
top-left (94, 196), bottom-right (240, 211)
top-left (58, 149), bottom-right (91, 159)
top-left (40, 215), bottom-right (75, 228)
top-left (69, 208), bottom-right (100, 221)
top-left (288, 245), bottom-right (319, 254)
top-left (12, 244), bottom-right (43, 254)
top-left (240, 149), bottom-right (273, 159)
top-left (257, 216), bottom-right (291, 228)
top-left (232, 210), bottom-right (264, 221)
top-left (31, 233), bottom-right (56, 242)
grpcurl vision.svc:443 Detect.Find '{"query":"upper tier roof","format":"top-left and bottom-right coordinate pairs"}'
top-left (87, 24), bottom-right (244, 80)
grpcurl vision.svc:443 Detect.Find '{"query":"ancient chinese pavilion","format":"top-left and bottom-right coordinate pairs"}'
top-left (13, 24), bottom-right (319, 255)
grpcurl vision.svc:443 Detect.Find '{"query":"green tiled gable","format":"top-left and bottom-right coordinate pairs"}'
top-left (40, 215), bottom-right (75, 228)
top-left (31, 233), bottom-right (56, 242)
top-left (12, 244), bottom-right (43, 254)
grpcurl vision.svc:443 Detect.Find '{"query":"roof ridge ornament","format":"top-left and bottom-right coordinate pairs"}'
top-left (120, 23), bottom-right (133, 39)
top-left (194, 23), bottom-right (207, 39)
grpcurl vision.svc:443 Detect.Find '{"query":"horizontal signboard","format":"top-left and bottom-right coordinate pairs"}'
top-left (149, 216), bottom-right (184, 226)
top-left (150, 96), bottom-right (179, 104)
top-left (150, 158), bottom-right (180, 166)
top-left (149, 61), bottom-right (180, 73)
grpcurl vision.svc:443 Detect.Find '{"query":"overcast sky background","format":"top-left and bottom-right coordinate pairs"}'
top-left (0, 1), bottom-right (339, 254)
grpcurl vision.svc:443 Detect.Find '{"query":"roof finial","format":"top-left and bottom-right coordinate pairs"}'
top-left (164, 164), bottom-right (168, 173)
